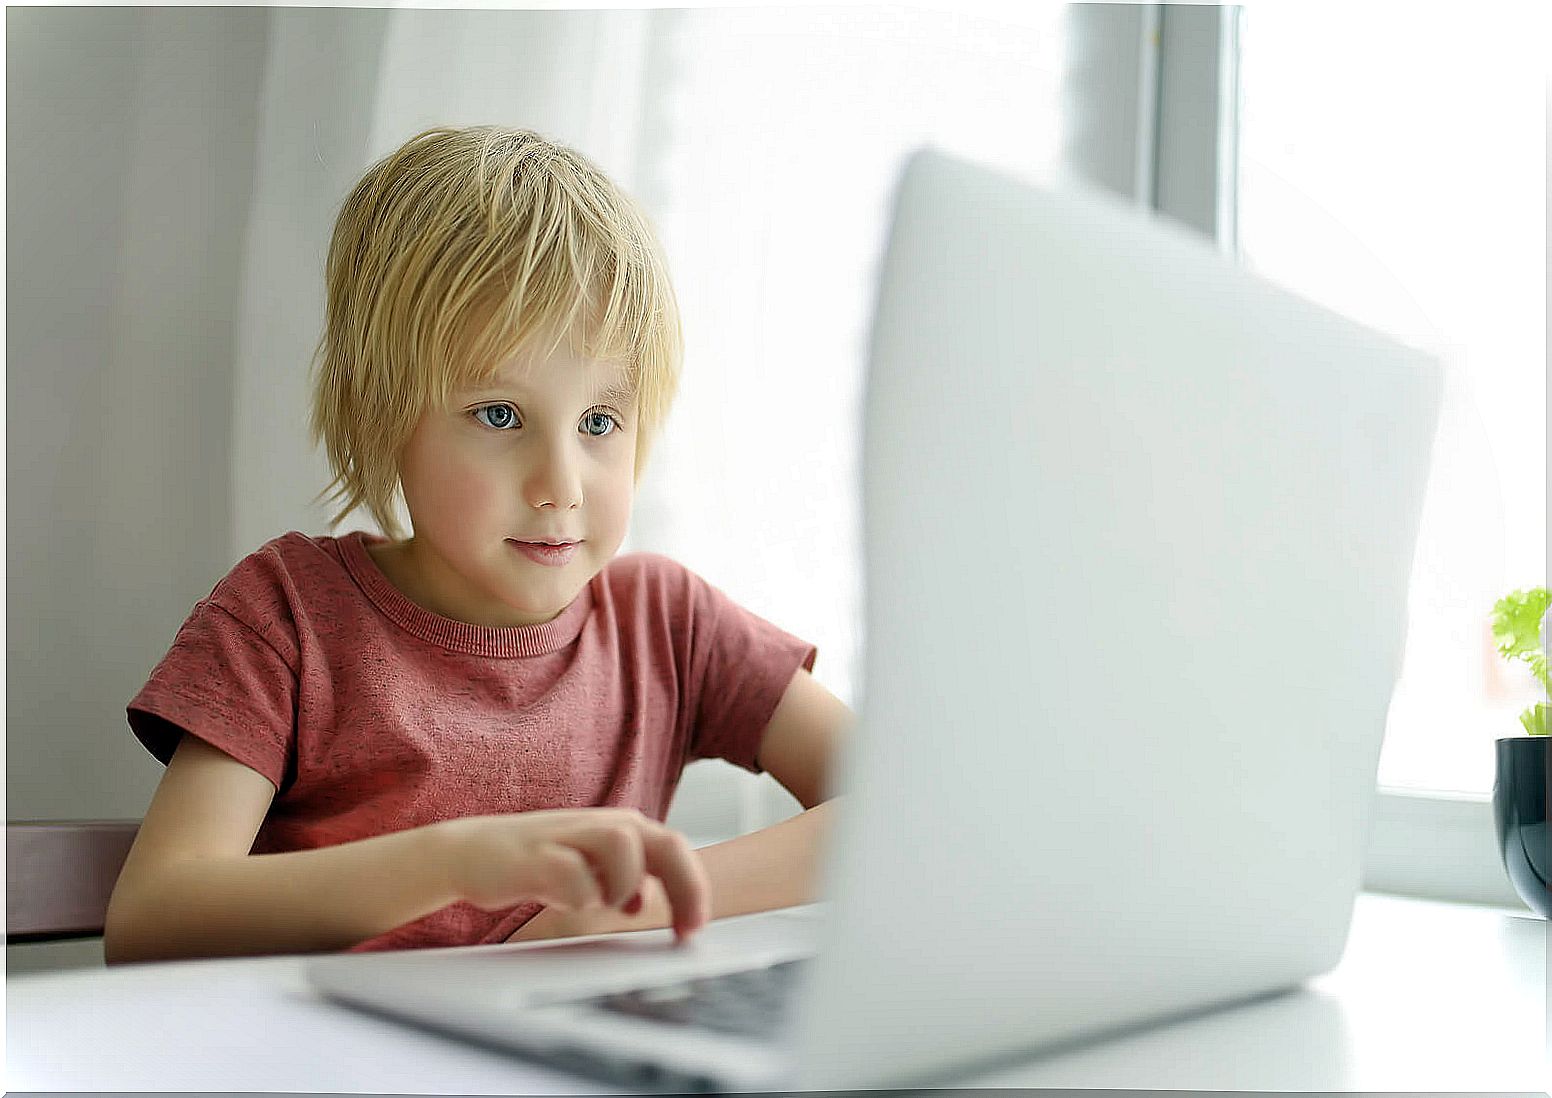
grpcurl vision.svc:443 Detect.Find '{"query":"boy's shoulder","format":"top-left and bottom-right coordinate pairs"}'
top-left (600, 552), bottom-right (746, 631)
top-left (601, 550), bottom-right (692, 592)
top-left (221, 529), bottom-right (343, 582)
top-left (601, 551), bottom-right (727, 607)
top-left (202, 530), bottom-right (352, 617)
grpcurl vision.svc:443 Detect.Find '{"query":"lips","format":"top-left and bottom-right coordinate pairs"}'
top-left (509, 539), bottom-right (580, 567)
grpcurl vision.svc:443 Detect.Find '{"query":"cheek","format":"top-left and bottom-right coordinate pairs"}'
top-left (405, 445), bottom-right (504, 524)
top-left (434, 472), bottom-right (493, 519)
top-left (596, 464), bottom-right (636, 520)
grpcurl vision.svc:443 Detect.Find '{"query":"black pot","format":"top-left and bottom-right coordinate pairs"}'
top-left (1493, 736), bottom-right (1549, 917)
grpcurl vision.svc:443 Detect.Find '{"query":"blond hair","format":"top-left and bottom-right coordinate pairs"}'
top-left (308, 125), bottom-right (683, 540)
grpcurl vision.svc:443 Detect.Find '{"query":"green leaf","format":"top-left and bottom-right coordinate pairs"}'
top-left (1520, 702), bottom-right (1548, 737)
top-left (1492, 587), bottom-right (1550, 695)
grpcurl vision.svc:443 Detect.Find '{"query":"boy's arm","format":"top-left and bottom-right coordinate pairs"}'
top-left (104, 734), bottom-right (464, 962)
top-left (106, 735), bottom-right (711, 963)
top-left (512, 668), bottom-right (852, 940)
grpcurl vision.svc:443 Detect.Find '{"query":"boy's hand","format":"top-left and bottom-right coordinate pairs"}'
top-left (506, 876), bottom-right (675, 943)
top-left (437, 809), bottom-right (709, 942)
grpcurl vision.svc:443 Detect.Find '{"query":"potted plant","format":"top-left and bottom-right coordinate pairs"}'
top-left (1490, 586), bottom-right (1548, 917)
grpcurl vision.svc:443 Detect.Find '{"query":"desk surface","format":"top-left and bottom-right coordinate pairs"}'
top-left (6, 892), bottom-right (1546, 1093)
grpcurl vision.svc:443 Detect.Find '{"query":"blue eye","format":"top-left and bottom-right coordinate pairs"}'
top-left (471, 403), bottom-right (621, 437)
top-left (473, 404), bottom-right (517, 430)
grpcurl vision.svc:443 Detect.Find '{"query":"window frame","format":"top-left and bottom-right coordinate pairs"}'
top-left (1069, 3), bottom-right (1523, 910)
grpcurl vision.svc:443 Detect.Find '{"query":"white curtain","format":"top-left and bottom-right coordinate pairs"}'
top-left (231, 3), bottom-right (1069, 841)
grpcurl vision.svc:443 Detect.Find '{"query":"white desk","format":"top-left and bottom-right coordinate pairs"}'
top-left (6, 892), bottom-right (1545, 1093)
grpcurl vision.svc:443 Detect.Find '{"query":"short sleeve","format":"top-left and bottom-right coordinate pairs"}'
top-left (126, 598), bottom-right (298, 792)
top-left (683, 567), bottom-right (818, 774)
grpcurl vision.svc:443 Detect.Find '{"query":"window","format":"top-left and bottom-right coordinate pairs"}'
top-left (636, 3), bottom-right (1068, 832)
top-left (1235, 6), bottom-right (1546, 797)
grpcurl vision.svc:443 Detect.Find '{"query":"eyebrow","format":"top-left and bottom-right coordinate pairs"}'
top-left (461, 379), bottom-right (636, 405)
top-left (593, 381), bottom-right (636, 405)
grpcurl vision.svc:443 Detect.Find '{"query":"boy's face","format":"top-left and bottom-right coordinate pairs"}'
top-left (384, 336), bottom-right (638, 627)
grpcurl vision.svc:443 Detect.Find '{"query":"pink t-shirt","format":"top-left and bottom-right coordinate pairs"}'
top-left (126, 530), bottom-right (817, 952)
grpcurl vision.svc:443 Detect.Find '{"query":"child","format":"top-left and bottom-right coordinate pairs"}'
top-left (103, 126), bottom-right (853, 963)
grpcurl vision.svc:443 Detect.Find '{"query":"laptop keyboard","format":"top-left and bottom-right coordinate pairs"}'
top-left (588, 958), bottom-right (807, 1040)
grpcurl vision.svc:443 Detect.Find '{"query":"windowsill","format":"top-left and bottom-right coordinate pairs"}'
top-left (1364, 787), bottom-right (1527, 909)
top-left (1363, 887), bottom-right (1537, 920)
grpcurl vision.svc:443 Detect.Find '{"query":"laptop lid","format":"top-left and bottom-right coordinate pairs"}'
top-left (786, 147), bottom-right (1443, 1090)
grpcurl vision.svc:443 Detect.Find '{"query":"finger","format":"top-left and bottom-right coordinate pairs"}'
top-left (541, 844), bottom-right (604, 910)
top-left (568, 821), bottom-right (646, 908)
top-left (639, 826), bottom-right (710, 940)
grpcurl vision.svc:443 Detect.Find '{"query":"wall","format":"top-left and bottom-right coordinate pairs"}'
top-left (7, 7), bottom-right (269, 820)
top-left (7, 4), bottom-right (270, 972)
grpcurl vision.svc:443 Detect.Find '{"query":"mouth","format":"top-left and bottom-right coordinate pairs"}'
top-left (508, 539), bottom-right (581, 566)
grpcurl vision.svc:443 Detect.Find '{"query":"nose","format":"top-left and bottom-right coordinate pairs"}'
top-left (524, 433), bottom-right (584, 511)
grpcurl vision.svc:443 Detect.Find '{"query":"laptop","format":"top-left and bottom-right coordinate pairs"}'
top-left (305, 146), bottom-right (1444, 1093)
